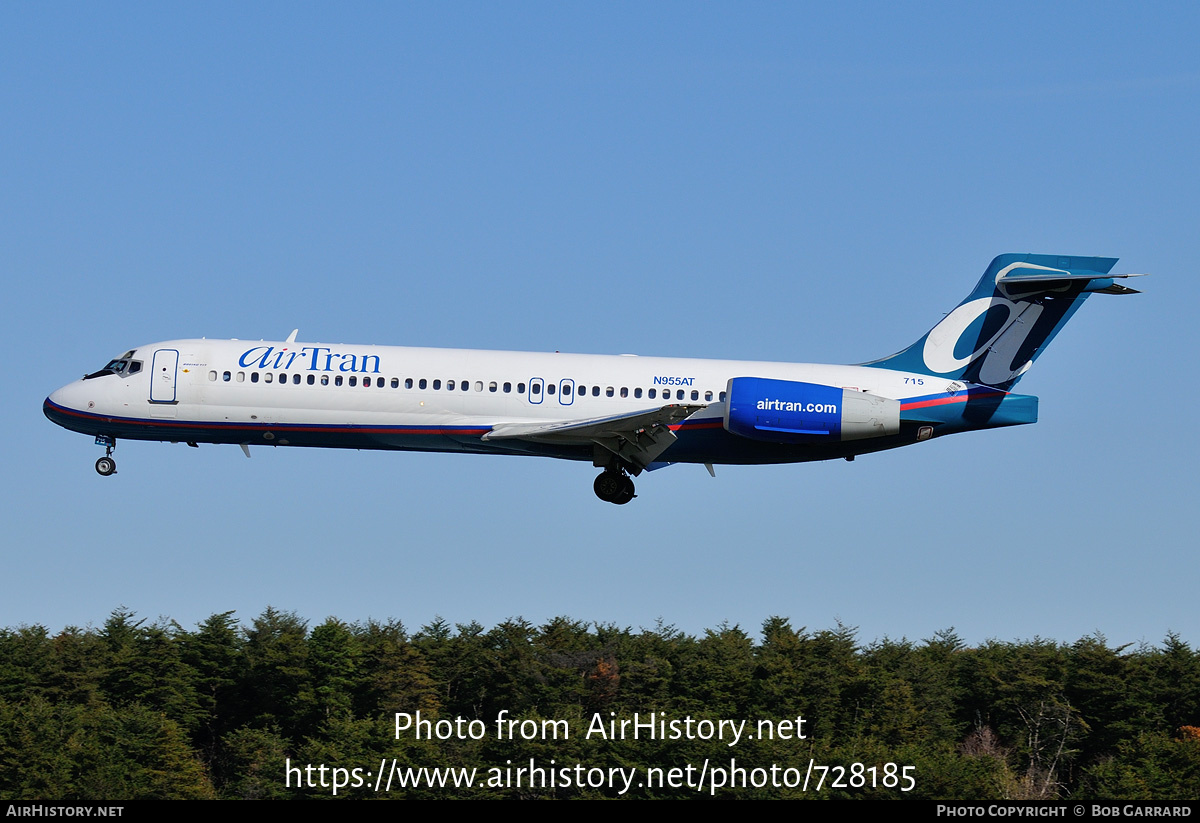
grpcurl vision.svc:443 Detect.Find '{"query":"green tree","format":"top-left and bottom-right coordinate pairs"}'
top-left (240, 607), bottom-right (310, 735)
top-left (306, 618), bottom-right (362, 723)
top-left (1082, 730), bottom-right (1200, 800)
top-left (181, 611), bottom-right (243, 756)
top-left (217, 726), bottom-right (292, 799)
top-left (354, 618), bottom-right (439, 717)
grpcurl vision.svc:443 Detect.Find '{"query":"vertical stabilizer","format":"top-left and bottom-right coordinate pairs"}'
top-left (864, 253), bottom-right (1138, 390)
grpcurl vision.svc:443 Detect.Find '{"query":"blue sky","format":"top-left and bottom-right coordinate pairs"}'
top-left (3, 4), bottom-right (1196, 646)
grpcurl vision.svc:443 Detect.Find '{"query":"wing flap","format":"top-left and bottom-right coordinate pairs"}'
top-left (483, 404), bottom-right (705, 472)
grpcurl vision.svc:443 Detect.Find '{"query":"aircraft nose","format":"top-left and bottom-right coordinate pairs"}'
top-left (44, 380), bottom-right (93, 430)
top-left (44, 391), bottom-right (68, 426)
top-left (47, 381), bottom-right (82, 410)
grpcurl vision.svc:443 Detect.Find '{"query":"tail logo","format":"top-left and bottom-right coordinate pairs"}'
top-left (922, 297), bottom-right (1044, 384)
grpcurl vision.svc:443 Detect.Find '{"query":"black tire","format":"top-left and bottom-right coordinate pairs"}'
top-left (613, 476), bottom-right (636, 505)
top-left (95, 456), bottom-right (116, 476)
top-left (593, 471), bottom-right (624, 502)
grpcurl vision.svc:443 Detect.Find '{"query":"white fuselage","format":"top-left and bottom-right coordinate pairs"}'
top-left (46, 337), bottom-right (947, 466)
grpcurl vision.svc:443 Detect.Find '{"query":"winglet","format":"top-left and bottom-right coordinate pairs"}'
top-left (285, 329), bottom-right (299, 343)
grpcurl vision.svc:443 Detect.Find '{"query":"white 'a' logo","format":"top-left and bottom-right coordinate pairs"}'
top-left (922, 297), bottom-right (1044, 385)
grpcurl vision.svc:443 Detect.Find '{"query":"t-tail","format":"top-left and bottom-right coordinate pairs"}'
top-left (865, 253), bottom-right (1144, 391)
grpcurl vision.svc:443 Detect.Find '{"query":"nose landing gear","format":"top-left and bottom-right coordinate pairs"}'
top-left (593, 468), bottom-right (636, 505)
top-left (94, 436), bottom-right (117, 476)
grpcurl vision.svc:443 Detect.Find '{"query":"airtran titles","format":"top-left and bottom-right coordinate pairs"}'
top-left (238, 345), bottom-right (382, 374)
top-left (755, 398), bottom-right (838, 414)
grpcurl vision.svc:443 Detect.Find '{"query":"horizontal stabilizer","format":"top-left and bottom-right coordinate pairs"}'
top-left (1093, 283), bottom-right (1141, 295)
top-left (997, 263), bottom-right (1146, 297)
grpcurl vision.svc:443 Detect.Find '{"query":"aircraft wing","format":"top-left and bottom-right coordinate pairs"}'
top-left (483, 404), bottom-right (705, 472)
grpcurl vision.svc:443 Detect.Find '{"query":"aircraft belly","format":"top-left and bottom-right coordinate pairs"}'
top-left (663, 421), bottom-right (920, 465)
top-left (47, 395), bottom-right (932, 466)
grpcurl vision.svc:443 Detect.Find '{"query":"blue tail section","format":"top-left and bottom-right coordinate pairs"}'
top-left (864, 253), bottom-right (1135, 390)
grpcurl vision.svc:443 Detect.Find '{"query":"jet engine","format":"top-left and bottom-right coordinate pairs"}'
top-left (723, 377), bottom-right (900, 444)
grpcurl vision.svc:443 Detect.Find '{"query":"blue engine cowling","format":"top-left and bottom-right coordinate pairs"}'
top-left (724, 377), bottom-right (900, 444)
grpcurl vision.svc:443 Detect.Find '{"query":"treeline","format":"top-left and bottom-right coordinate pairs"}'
top-left (0, 609), bottom-right (1197, 799)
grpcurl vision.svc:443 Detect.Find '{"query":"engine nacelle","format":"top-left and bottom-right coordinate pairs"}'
top-left (723, 377), bottom-right (900, 444)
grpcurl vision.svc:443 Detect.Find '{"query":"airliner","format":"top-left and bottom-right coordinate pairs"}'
top-left (44, 254), bottom-right (1142, 503)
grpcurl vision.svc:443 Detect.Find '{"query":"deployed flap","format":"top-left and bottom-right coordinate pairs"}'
top-left (483, 404), bottom-right (704, 472)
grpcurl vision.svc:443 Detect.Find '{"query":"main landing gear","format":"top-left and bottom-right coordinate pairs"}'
top-left (94, 436), bottom-right (117, 476)
top-left (594, 468), bottom-right (636, 505)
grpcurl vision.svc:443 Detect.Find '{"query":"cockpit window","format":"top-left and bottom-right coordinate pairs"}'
top-left (84, 352), bottom-right (142, 380)
top-left (84, 360), bottom-right (125, 379)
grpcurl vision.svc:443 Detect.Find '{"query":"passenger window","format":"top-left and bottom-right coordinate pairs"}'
top-left (364, 376), bottom-right (372, 387)
top-left (321, 375), bottom-right (329, 385)
top-left (294, 374), bottom-right (302, 385)
top-left (606, 387), bottom-right (614, 397)
top-left (547, 384), bottom-right (555, 395)
top-left (620, 387), bottom-right (628, 398)
top-left (432, 379), bottom-right (440, 390)
top-left (377, 378), bottom-right (384, 388)
top-left (676, 389), bottom-right (683, 400)
top-left (251, 372), bottom-right (259, 383)
top-left (461, 380), bottom-right (469, 391)
top-left (532, 383), bottom-right (541, 395)
top-left (648, 388), bottom-right (656, 399)
top-left (518, 383), bottom-right (526, 393)
top-left (405, 378), bottom-right (413, 389)
top-left (474, 381), bottom-right (483, 392)
top-left (634, 387), bottom-right (642, 398)
top-left (391, 378), bottom-right (399, 388)
top-left (419, 379), bottom-right (427, 389)
top-left (208, 371), bottom-right (217, 381)
top-left (222, 371), bottom-right (231, 382)
top-left (264, 373), bottom-right (273, 384)
top-left (562, 383), bottom-right (571, 396)
top-left (691, 390), bottom-right (698, 400)
top-left (719, 391), bottom-right (727, 402)
top-left (349, 376), bottom-right (357, 387)
top-left (592, 386), bottom-right (600, 397)
top-left (489, 381), bottom-right (497, 392)
top-left (447, 380), bottom-right (455, 391)
top-left (237, 372), bottom-right (245, 383)
top-left (503, 382), bottom-right (512, 393)
top-left (578, 385), bottom-right (586, 396)
top-left (705, 390), bottom-right (713, 401)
